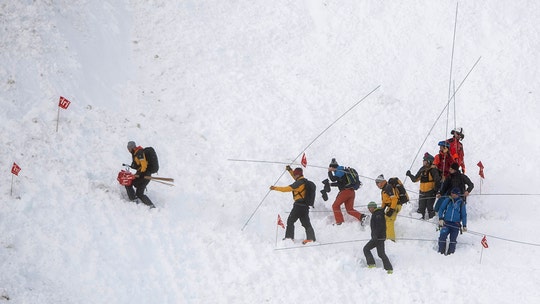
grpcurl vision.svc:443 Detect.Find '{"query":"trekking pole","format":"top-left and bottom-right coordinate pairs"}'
top-left (241, 85), bottom-right (381, 231)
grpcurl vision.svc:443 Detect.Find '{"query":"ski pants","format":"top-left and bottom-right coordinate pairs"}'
top-left (384, 204), bottom-right (401, 241)
top-left (438, 221), bottom-right (461, 254)
top-left (363, 239), bottom-right (393, 271)
top-left (126, 176), bottom-right (154, 207)
top-left (417, 190), bottom-right (436, 219)
top-left (286, 203), bottom-right (315, 241)
top-left (332, 188), bottom-right (362, 224)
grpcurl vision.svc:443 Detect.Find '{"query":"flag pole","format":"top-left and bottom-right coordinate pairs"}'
top-left (56, 106), bottom-right (60, 132)
top-left (275, 221), bottom-right (279, 247)
top-left (10, 174), bottom-right (14, 197)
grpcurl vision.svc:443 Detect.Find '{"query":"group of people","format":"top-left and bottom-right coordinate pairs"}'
top-left (269, 127), bottom-right (473, 273)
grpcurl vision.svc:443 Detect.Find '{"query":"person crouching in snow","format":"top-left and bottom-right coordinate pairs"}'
top-left (270, 166), bottom-right (316, 244)
top-left (437, 187), bottom-right (467, 255)
top-left (363, 201), bottom-right (393, 274)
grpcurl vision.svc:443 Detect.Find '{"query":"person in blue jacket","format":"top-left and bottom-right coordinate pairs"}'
top-left (438, 187), bottom-right (467, 255)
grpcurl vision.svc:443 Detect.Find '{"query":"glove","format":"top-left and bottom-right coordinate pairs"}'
top-left (438, 220), bottom-right (444, 227)
top-left (285, 165), bottom-right (292, 171)
top-left (385, 208), bottom-right (394, 217)
top-left (269, 186), bottom-right (276, 190)
top-left (320, 190), bottom-right (328, 201)
top-left (462, 226), bottom-right (467, 232)
top-left (406, 170), bottom-right (412, 177)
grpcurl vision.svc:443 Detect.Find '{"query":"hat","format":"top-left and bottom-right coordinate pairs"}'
top-left (438, 140), bottom-right (450, 148)
top-left (367, 201), bottom-right (377, 209)
top-left (329, 158), bottom-right (339, 168)
top-left (375, 174), bottom-right (385, 184)
top-left (451, 127), bottom-right (464, 139)
top-left (451, 187), bottom-right (461, 195)
top-left (293, 167), bottom-right (303, 177)
top-left (127, 141), bottom-right (136, 152)
top-left (450, 163), bottom-right (460, 171)
top-left (423, 152), bottom-right (434, 163)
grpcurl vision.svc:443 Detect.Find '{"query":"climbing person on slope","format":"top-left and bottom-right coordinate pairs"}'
top-left (375, 174), bottom-right (400, 242)
top-left (406, 152), bottom-right (441, 220)
top-left (446, 127), bottom-right (466, 173)
top-left (270, 166), bottom-right (316, 244)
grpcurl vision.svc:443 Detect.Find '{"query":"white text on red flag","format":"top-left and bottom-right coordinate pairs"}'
top-left (58, 96), bottom-right (71, 109)
top-left (11, 162), bottom-right (21, 176)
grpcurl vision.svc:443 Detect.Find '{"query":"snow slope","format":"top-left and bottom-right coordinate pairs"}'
top-left (2, 1), bottom-right (540, 303)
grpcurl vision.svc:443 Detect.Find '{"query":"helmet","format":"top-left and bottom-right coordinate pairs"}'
top-left (438, 140), bottom-right (450, 148)
top-left (451, 127), bottom-right (465, 139)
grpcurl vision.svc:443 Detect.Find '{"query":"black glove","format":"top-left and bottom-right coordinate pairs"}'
top-left (322, 179), bottom-right (331, 193)
top-left (320, 190), bottom-right (328, 201)
top-left (406, 170), bottom-right (412, 177)
top-left (385, 208), bottom-right (395, 217)
top-left (286, 165), bottom-right (292, 171)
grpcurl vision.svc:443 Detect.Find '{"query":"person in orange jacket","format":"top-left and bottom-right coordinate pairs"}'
top-left (375, 174), bottom-right (400, 242)
top-left (447, 127), bottom-right (465, 173)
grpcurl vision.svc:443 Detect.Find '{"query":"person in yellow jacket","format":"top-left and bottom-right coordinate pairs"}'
top-left (270, 166), bottom-right (316, 244)
top-left (375, 174), bottom-right (400, 242)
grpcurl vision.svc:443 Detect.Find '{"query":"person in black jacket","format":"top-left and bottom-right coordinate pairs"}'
top-left (435, 162), bottom-right (474, 212)
top-left (363, 201), bottom-right (393, 274)
top-left (407, 152), bottom-right (441, 219)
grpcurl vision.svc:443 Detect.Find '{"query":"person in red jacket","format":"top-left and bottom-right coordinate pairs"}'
top-left (447, 127), bottom-right (465, 173)
top-left (433, 140), bottom-right (454, 181)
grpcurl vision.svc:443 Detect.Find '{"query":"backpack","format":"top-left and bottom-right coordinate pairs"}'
top-left (144, 147), bottom-right (159, 174)
top-left (388, 177), bottom-right (409, 205)
top-left (344, 167), bottom-right (362, 190)
top-left (302, 178), bottom-right (317, 207)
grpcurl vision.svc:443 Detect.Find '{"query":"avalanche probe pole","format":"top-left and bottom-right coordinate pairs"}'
top-left (241, 85), bottom-right (380, 231)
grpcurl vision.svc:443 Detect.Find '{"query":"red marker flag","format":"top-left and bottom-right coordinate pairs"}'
top-left (277, 214), bottom-right (285, 229)
top-left (11, 162), bottom-right (21, 176)
top-left (477, 161), bottom-right (485, 179)
top-left (481, 235), bottom-right (489, 248)
top-left (58, 96), bottom-right (71, 109)
top-left (301, 153), bottom-right (307, 168)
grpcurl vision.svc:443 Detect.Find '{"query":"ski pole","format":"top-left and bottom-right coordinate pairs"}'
top-left (241, 85), bottom-right (381, 231)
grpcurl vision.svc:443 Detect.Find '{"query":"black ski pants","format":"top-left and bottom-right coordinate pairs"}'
top-left (363, 239), bottom-right (393, 271)
top-left (285, 203), bottom-right (315, 241)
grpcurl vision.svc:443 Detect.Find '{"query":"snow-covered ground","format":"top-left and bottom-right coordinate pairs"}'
top-left (2, 1), bottom-right (540, 303)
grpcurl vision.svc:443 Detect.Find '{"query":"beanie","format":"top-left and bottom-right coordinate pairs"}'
top-left (423, 152), bottom-right (434, 163)
top-left (450, 163), bottom-right (460, 171)
top-left (293, 167), bottom-right (303, 177)
top-left (329, 158), bottom-right (339, 168)
top-left (367, 201), bottom-right (377, 209)
top-left (375, 174), bottom-right (385, 184)
top-left (127, 141), bottom-right (136, 152)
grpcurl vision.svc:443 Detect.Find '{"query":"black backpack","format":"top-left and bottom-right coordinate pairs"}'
top-left (344, 167), bottom-right (362, 190)
top-left (302, 178), bottom-right (317, 207)
top-left (388, 177), bottom-right (409, 205)
top-left (144, 147), bottom-right (159, 174)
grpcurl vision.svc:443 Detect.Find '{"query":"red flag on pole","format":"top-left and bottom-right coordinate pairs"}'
top-left (11, 162), bottom-right (21, 176)
top-left (477, 161), bottom-right (485, 178)
top-left (301, 153), bottom-right (307, 168)
top-left (277, 214), bottom-right (285, 229)
top-left (481, 235), bottom-right (489, 248)
top-left (58, 96), bottom-right (71, 109)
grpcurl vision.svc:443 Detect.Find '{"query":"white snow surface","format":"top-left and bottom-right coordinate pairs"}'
top-left (2, 1), bottom-right (540, 303)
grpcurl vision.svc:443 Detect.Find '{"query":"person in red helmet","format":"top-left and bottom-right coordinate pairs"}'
top-left (447, 127), bottom-right (466, 173)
